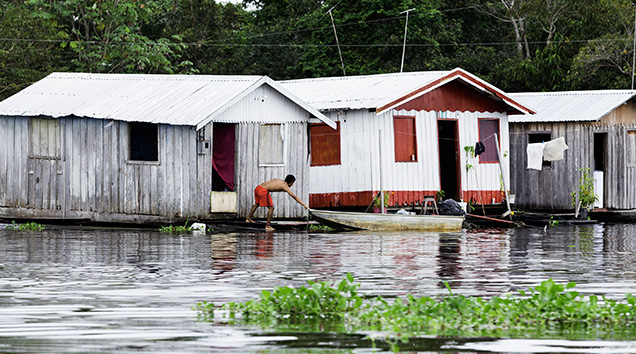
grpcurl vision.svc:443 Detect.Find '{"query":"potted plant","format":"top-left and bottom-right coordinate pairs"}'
top-left (570, 168), bottom-right (598, 219)
top-left (372, 191), bottom-right (391, 213)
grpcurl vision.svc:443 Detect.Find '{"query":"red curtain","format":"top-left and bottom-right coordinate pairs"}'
top-left (212, 124), bottom-right (235, 191)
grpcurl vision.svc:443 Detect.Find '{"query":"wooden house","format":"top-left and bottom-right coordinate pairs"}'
top-left (281, 68), bottom-right (533, 209)
top-left (0, 73), bottom-right (334, 223)
top-left (509, 90), bottom-right (636, 211)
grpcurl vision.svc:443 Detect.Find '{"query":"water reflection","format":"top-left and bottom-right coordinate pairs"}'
top-left (2, 223), bottom-right (636, 353)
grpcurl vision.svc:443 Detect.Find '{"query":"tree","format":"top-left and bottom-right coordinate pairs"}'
top-left (0, 2), bottom-right (67, 100)
top-left (28, 0), bottom-right (189, 74)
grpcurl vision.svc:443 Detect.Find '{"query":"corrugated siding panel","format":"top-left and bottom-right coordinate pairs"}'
top-left (309, 109), bottom-right (510, 207)
top-left (459, 111), bottom-right (510, 201)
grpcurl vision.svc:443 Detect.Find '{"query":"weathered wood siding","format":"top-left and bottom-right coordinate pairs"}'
top-left (235, 123), bottom-right (309, 219)
top-left (510, 106), bottom-right (636, 210)
top-left (215, 84), bottom-right (311, 219)
top-left (0, 116), bottom-right (204, 222)
top-left (309, 109), bottom-right (510, 207)
top-left (0, 82), bottom-right (317, 222)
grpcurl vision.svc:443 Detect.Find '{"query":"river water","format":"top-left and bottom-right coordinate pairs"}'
top-left (1, 222), bottom-right (636, 353)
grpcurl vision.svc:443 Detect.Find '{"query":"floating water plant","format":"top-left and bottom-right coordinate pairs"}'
top-left (195, 275), bottom-right (636, 341)
top-left (159, 220), bottom-right (191, 233)
top-left (5, 221), bottom-right (45, 231)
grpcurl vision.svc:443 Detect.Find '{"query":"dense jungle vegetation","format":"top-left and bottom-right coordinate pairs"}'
top-left (1, 0), bottom-right (635, 100)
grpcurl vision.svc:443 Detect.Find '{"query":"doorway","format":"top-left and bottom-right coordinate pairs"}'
top-left (212, 123), bottom-right (236, 192)
top-left (437, 120), bottom-right (460, 201)
top-left (593, 132), bottom-right (607, 208)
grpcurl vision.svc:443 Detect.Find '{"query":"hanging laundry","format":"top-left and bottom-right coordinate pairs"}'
top-left (474, 141), bottom-right (485, 156)
top-left (543, 136), bottom-right (568, 161)
top-left (527, 143), bottom-right (545, 170)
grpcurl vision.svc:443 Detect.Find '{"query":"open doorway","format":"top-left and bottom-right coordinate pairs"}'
top-left (437, 120), bottom-right (460, 201)
top-left (593, 132), bottom-right (607, 208)
top-left (212, 123), bottom-right (236, 192)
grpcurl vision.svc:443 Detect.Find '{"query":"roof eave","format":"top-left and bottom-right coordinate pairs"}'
top-left (375, 68), bottom-right (535, 116)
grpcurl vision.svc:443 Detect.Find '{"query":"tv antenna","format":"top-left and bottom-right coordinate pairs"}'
top-left (327, 6), bottom-right (346, 76)
top-left (400, 8), bottom-right (416, 73)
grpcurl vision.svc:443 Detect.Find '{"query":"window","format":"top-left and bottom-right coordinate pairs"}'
top-left (30, 118), bottom-right (61, 159)
top-left (478, 118), bottom-right (500, 163)
top-left (259, 124), bottom-right (286, 165)
top-left (528, 132), bottom-right (552, 168)
top-left (129, 122), bottom-right (158, 162)
top-left (310, 122), bottom-right (341, 166)
top-left (394, 116), bottom-right (417, 162)
top-left (628, 130), bottom-right (636, 166)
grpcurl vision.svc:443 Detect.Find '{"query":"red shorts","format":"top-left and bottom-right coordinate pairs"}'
top-left (254, 185), bottom-right (273, 207)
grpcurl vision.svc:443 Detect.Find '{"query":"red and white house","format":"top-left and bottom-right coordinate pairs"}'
top-left (282, 68), bottom-right (534, 209)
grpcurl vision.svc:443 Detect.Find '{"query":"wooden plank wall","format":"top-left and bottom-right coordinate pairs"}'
top-left (235, 122), bottom-right (309, 219)
top-left (218, 84), bottom-right (312, 219)
top-left (0, 116), bottom-right (29, 208)
top-left (510, 121), bottom-right (636, 210)
top-left (0, 115), bottom-right (206, 222)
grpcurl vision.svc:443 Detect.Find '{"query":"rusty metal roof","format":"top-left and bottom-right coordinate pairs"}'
top-left (281, 68), bottom-right (534, 115)
top-left (0, 73), bottom-right (335, 129)
top-left (509, 90), bottom-right (636, 123)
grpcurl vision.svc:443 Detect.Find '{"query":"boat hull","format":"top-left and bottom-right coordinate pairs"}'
top-left (310, 209), bottom-right (464, 232)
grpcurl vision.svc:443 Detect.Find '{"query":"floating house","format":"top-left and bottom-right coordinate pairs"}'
top-left (281, 68), bottom-right (534, 209)
top-left (509, 90), bottom-right (636, 211)
top-left (0, 73), bottom-right (334, 223)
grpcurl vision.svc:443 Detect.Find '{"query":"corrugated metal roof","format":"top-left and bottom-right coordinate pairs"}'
top-left (0, 73), bottom-right (335, 128)
top-left (282, 71), bottom-right (449, 111)
top-left (509, 90), bottom-right (636, 123)
top-left (281, 68), bottom-right (534, 115)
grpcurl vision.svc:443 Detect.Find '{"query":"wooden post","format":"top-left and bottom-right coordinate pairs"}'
top-left (494, 133), bottom-right (513, 220)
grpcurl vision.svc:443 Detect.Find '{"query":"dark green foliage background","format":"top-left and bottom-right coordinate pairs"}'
top-left (1, 0), bottom-right (635, 100)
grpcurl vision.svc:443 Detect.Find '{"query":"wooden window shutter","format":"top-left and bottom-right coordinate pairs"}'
top-left (393, 116), bottom-right (417, 162)
top-left (478, 118), bottom-right (500, 163)
top-left (310, 122), bottom-right (340, 166)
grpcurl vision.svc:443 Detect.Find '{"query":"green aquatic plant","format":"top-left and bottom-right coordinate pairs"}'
top-left (196, 276), bottom-right (636, 341)
top-left (19, 222), bottom-right (45, 231)
top-left (549, 215), bottom-right (559, 227)
top-left (159, 220), bottom-right (190, 233)
top-left (307, 224), bottom-right (335, 232)
top-left (6, 221), bottom-right (45, 231)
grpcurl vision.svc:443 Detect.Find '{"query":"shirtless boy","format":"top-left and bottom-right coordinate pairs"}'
top-left (245, 175), bottom-right (310, 231)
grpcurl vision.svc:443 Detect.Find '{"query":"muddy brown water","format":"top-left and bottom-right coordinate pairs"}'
top-left (1, 223), bottom-right (636, 353)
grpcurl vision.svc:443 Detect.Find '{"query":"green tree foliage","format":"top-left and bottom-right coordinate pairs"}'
top-left (0, 1), bottom-right (67, 100)
top-left (2, 0), bottom-right (636, 99)
top-left (27, 0), bottom-right (190, 74)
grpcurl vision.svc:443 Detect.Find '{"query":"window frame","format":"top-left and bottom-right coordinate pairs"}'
top-left (478, 118), bottom-right (500, 163)
top-left (258, 123), bottom-right (287, 167)
top-left (528, 131), bottom-right (553, 168)
top-left (628, 130), bottom-right (636, 167)
top-left (393, 115), bottom-right (418, 163)
top-left (310, 122), bottom-right (341, 166)
top-left (128, 122), bottom-right (160, 165)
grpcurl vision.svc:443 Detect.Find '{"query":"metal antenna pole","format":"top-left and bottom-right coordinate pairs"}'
top-left (327, 6), bottom-right (346, 76)
top-left (400, 8), bottom-right (415, 73)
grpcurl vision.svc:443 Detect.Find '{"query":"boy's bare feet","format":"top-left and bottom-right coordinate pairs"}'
top-left (265, 225), bottom-right (275, 231)
top-left (246, 219), bottom-right (255, 223)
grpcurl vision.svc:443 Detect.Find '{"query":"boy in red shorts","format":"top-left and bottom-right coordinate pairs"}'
top-left (245, 175), bottom-right (309, 231)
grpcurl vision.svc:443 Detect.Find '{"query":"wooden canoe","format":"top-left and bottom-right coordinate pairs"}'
top-left (310, 209), bottom-right (464, 232)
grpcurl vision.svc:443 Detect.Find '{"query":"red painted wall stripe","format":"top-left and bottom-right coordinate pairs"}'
top-left (310, 190), bottom-right (506, 208)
